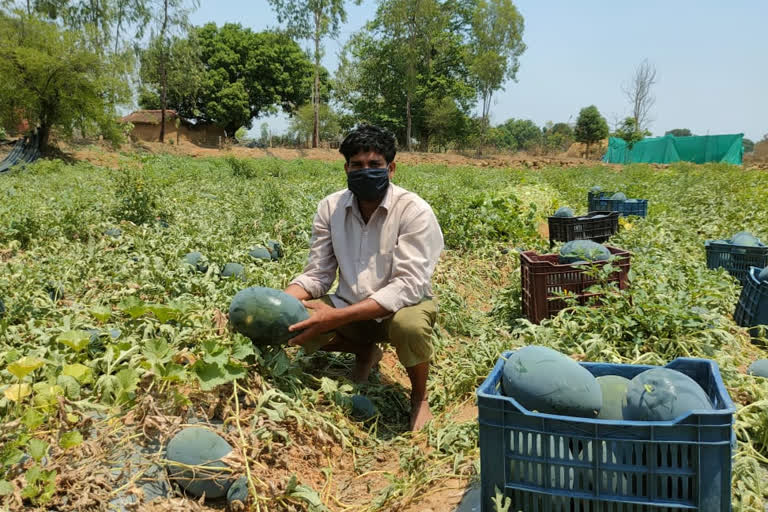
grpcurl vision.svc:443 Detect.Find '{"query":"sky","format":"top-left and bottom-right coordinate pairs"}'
top-left (190, 0), bottom-right (768, 142)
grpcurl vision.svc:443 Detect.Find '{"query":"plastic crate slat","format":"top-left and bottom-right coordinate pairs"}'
top-left (503, 484), bottom-right (699, 510)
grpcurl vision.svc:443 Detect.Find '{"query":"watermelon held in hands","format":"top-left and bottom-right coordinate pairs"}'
top-left (165, 427), bottom-right (235, 498)
top-left (553, 206), bottom-right (575, 218)
top-left (609, 192), bottom-right (627, 201)
top-left (228, 287), bottom-right (309, 345)
top-left (558, 240), bottom-right (611, 264)
top-left (747, 359), bottom-right (768, 378)
top-left (501, 345), bottom-right (602, 418)
top-left (623, 368), bottom-right (713, 421)
top-left (221, 263), bottom-right (245, 280)
top-left (595, 375), bottom-right (630, 420)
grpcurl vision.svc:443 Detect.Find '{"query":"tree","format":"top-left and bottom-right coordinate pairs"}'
top-left (268, 0), bottom-right (352, 149)
top-left (613, 116), bottom-right (650, 149)
top-left (140, 24), bottom-right (316, 135)
top-left (665, 128), bottom-right (692, 137)
top-left (489, 118), bottom-right (540, 151)
top-left (468, 0), bottom-right (525, 128)
top-left (574, 105), bottom-right (609, 158)
top-left (0, 13), bottom-right (130, 151)
top-left (743, 138), bottom-right (754, 153)
top-left (541, 121), bottom-right (573, 154)
top-left (336, 1), bottom-right (475, 150)
top-left (259, 122), bottom-right (270, 147)
top-left (623, 58), bottom-right (656, 132)
top-left (288, 103), bottom-right (341, 146)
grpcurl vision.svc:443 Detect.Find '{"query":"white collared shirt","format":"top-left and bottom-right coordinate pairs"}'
top-left (290, 184), bottom-right (444, 314)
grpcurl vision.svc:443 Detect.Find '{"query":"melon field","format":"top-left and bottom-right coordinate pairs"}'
top-left (0, 154), bottom-right (767, 511)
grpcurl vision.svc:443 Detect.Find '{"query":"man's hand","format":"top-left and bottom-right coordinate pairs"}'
top-left (288, 300), bottom-right (346, 347)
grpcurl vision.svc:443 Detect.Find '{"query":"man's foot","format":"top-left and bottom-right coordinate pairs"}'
top-left (410, 399), bottom-right (433, 431)
top-left (351, 344), bottom-right (383, 383)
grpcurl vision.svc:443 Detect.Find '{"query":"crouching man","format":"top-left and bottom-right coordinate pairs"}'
top-left (284, 124), bottom-right (444, 431)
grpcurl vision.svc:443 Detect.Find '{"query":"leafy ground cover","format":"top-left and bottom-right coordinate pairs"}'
top-left (0, 155), bottom-right (766, 511)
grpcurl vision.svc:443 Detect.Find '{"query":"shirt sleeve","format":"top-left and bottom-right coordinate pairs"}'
top-left (289, 199), bottom-right (338, 298)
top-left (369, 203), bottom-right (444, 313)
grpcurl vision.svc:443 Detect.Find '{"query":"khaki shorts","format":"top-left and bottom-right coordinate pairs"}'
top-left (301, 295), bottom-right (437, 368)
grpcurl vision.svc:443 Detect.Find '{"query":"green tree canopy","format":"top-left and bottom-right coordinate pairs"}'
top-left (288, 103), bottom-right (341, 145)
top-left (665, 128), bottom-right (692, 137)
top-left (0, 13), bottom-right (130, 150)
top-left (139, 23), bottom-right (317, 135)
top-left (541, 121), bottom-right (574, 153)
top-left (489, 118), bottom-right (540, 151)
top-left (613, 116), bottom-right (650, 149)
top-left (574, 105), bottom-right (609, 158)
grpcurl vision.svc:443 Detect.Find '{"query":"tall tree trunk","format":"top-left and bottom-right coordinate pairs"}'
top-left (38, 123), bottom-right (50, 153)
top-left (114, 0), bottom-right (124, 55)
top-left (159, 0), bottom-right (169, 143)
top-left (406, 93), bottom-right (412, 152)
top-left (26, 0), bottom-right (30, 14)
top-left (312, 27), bottom-right (320, 149)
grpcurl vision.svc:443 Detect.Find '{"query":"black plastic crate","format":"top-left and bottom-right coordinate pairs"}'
top-left (705, 240), bottom-right (768, 285)
top-left (734, 266), bottom-right (768, 328)
top-left (548, 211), bottom-right (620, 247)
top-left (587, 192), bottom-right (648, 217)
top-left (477, 352), bottom-right (736, 512)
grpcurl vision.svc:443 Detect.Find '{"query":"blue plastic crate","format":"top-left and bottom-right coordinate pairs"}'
top-left (477, 352), bottom-right (736, 512)
top-left (706, 240), bottom-right (768, 286)
top-left (588, 192), bottom-right (648, 217)
top-left (734, 267), bottom-right (768, 328)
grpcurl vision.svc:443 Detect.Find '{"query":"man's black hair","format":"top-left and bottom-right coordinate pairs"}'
top-left (339, 123), bottom-right (397, 164)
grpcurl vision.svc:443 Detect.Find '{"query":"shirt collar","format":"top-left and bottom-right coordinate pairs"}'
top-left (343, 183), bottom-right (395, 212)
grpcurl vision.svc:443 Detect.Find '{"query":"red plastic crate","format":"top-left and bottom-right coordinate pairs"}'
top-left (520, 246), bottom-right (631, 324)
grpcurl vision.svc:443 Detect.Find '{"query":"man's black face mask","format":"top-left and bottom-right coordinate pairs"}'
top-left (347, 167), bottom-right (389, 201)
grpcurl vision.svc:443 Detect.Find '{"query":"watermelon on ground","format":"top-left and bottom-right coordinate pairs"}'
top-left (623, 368), bottom-right (713, 421)
top-left (350, 395), bottom-right (377, 421)
top-left (267, 240), bottom-right (283, 259)
top-left (501, 345), bottom-right (602, 418)
top-left (747, 359), bottom-right (768, 378)
top-left (183, 252), bottom-right (208, 273)
top-left (249, 247), bottom-right (272, 261)
top-left (165, 427), bottom-right (235, 498)
top-left (228, 287), bottom-right (309, 345)
top-left (227, 476), bottom-right (249, 505)
top-left (221, 263), bottom-right (245, 280)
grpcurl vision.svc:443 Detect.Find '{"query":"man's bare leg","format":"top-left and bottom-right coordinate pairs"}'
top-left (319, 335), bottom-right (383, 383)
top-left (406, 362), bottom-right (432, 431)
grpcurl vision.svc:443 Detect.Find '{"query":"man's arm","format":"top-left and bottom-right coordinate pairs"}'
top-left (286, 200), bottom-right (338, 300)
top-left (287, 297), bottom-right (390, 347)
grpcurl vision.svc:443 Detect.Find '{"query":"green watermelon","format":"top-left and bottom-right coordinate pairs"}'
top-left (248, 247), bottom-right (272, 261)
top-left (624, 368), bottom-right (713, 421)
top-left (759, 267), bottom-right (768, 282)
top-left (350, 395), bottom-right (377, 421)
top-left (183, 252), bottom-right (208, 273)
top-left (267, 240), bottom-right (283, 259)
top-left (221, 263), bottom-right (245, 280)
top-left (46, 281), bottom-right (64, 301)
top-left (553, 207), bottom-right (575, 218)
top-left (228, 287), bottom-right (309, 345)
top-left (730, 231), bottom-right (761, 247)
top-left (589, 186), bottom-right (602, 193)
top-left (104, 227), bottom-right (122, 238)
top-left (558, 240), bottom-right (611, 264)
top-left (165, 427), bottom-right (235, 498)
top-left (595, 375), bottom-right (630, 420)
top-left (501, 346), bottom-right (602, 418)
top-left (609, 192), bottom-right (626, 201)
top-left (747, 359), bottom-right (768, 378)
top-left (226, 475), bottom-right (249, 505)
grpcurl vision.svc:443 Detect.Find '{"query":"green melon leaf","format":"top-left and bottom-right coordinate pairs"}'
top-left (7, 356), bottom-right (45, 379)
top-left (57, 330), bottom-right (90, 352)
top-left (62, 363), bottom-right (93, 384)
top-left (59, 431), bottom-right (83, 450)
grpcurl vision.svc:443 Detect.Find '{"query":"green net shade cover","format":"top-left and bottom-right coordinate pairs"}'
top-left (603, 133), bottom-right (743, 165)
